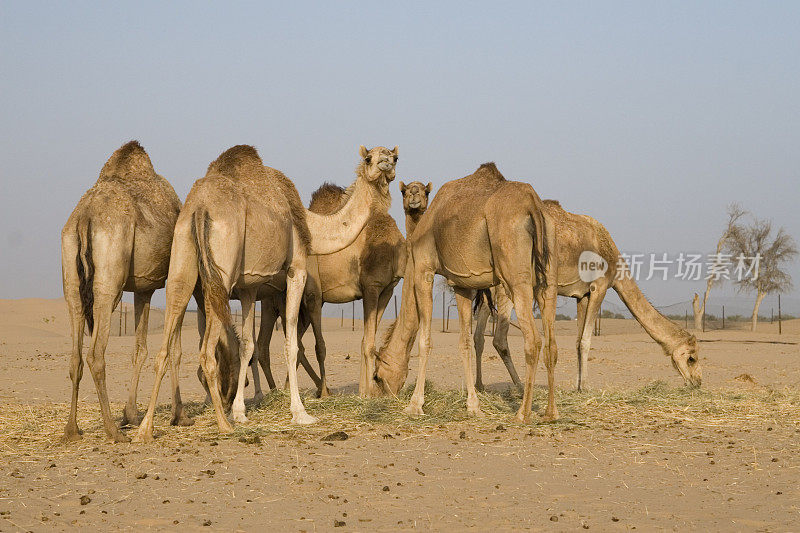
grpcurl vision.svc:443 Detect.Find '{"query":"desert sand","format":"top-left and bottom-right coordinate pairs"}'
top-left (1, 297), bottom-right (799, 531)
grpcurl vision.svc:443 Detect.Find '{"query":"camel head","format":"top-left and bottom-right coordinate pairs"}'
top-left (373, 348), bottom-right (408, 396)
top-left (359, 145), bottom-right (398, 187)
top-left (372, 320), bottom-right (412, 395)
top-left (669, 335), bottom-right (702, 387)
top-left (399, 181), bottom-right (432, 216)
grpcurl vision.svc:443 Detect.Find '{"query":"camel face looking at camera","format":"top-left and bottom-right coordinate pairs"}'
top-left (399, 181), bottom-right (432, 236)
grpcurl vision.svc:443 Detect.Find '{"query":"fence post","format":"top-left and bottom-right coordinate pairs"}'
top-left (393, 295), bottom-right (398, 320)
top-left (722, 305), bottom-right (725, 330)
top-left (778, 294), bottom-right (782, 335)
top-left (340, 308), bottom-right (344, 328)
top-left (119, 305), bottom-right (122, 336)
top-left (352, 301), bottom-right (355, 332)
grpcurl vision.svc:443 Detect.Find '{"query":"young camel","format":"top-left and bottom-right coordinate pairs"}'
top-left (61, 141), bottom-right (181, 442)
top-left (134, 145), bottom-right (394, 441)
top-left (249, 179), bottom-right (430, 399)
top-left (473, 200), bottom-right (702, 392)
top-left (374, 163), bottom-right (559, 422)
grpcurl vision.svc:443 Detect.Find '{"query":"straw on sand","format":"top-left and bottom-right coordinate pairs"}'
top-left (1, 380), bottom-right (798, 459)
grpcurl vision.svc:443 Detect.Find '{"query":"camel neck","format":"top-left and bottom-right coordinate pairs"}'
top-left (304, 176), bottom-right (379, 255)
top-left (612, 274), bottom-right (690, 352)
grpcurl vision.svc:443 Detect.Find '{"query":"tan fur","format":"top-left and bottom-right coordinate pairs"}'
top-left (61, 141), bottom-right (182, 443)
top-left (473, 200), bottom-right (702, 392)
top-left (136, 144), bottom-right (397, 440)
top-left (251, 146), bottom-right (404, 398)
top-left (374, 162), bottom-right (559, 422)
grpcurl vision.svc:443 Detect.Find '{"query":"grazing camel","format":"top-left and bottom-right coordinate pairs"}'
top-left (250, 177), bottom-right (430, 399)
top-left (134, 144), bottom-right (394, 441)
top-left (61, 141), bottom-right (181, 442)
top-left (374, 163), bottom-right (559, 422)
top-left (473, 200), bottom-right (702, 391)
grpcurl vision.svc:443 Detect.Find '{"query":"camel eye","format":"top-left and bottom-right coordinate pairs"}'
top-left (365, 155), bottom-right (372, 164)
top-left (393, 155), bottom-right (398, 162)
top-left (687, 356), bottom-right (696, 365)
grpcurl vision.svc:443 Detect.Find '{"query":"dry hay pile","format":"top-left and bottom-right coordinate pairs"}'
top-left (1, 381), bottom-right (799, 459)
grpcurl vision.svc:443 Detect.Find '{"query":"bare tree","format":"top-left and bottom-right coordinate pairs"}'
top-left (725, 216), bottom-right (798, 331)
top-left (693, 204), bottom-right (747, 330)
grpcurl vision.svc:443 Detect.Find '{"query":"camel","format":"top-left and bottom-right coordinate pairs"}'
top-left (473, 201), bottom-right (702, 392)
top-left (400, 181), bottom-right (432, 236)
top-left (374, 163), bottom-right (560, 422)
top-left (134, 144), bottom-right (395, 441)
top-left (61, 141), bottom-right (182, 442)
top-left (248, 179), bottom-right (431, 399)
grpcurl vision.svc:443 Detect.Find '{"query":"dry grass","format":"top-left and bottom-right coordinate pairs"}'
top-left (1, 381), bottom-right (799, 459)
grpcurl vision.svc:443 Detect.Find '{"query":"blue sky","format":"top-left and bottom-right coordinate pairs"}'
top-left (1, 1), bottom-right (798, 315)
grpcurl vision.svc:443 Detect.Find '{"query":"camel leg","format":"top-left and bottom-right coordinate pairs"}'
top-left (63, 285), bottom-right (85, 441)
top-left (536, 283), bottom-right (560, 421)
top-left (285, 244), bottom-right (316, 424)
top-left (455, 288), bottom-right (482, 416)
top-left (198, 313), bottom-right (234, 432)
top-left (297, 308), bottom-right (323, 389)
top-left (306, 297), bottom-right (330, 398)
top-left (506, 283), bottom-right (541, 424)
top-left (365, 283), bottom-right (396, 396)
top-left (404, 269), bottom-right (434, 416)
top-left (576, 285), bottom-right (606, 392)
top-left (256, 298), bottom-right (278, 390)
top-left (493, 286), bottom-right (523, 391)
top-left (85, 288), bottom-right (129, 442)
top-left (282, 319), bottom-right (323, 391)
top-left (167, 310), bottom-right (194, 426)
top-left (473, 297), bottom-right (490, 392)
top-left (250, 311), bottom-right (264, 404)
top-left (122, 290), bottom-right (153, 426)
top-left (231, 290), bottom-right (257, 423)
top-left (575, 296), bottom-right (589, 390)
top-left (359, 286), bottom-right (381, 397)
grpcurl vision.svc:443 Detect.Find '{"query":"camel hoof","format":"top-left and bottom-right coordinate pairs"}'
top-left (232, 412), bottom-right (249, 424)
top-left (121, 411), bottom-right (141, 427)
top-left (512, 411), bottom-right (530, 424)
top-left (475, 382), bottom-right (485, 393)
top-left (218, 422), bottom-right (235, 434)
top-left (62, 429), bottom-right (83, 442)
top-left (403, 403), bottom-right (425, 417)
top-left (467, 407), bottom-right (484, 418)
top-left (541, 410), bottom-right (559, 423)
top-left (317, 387), bottom-right (331, 399)
top-left (112, 432), bottom-right (131, 444)
top-left (253, 392), bottom-right (265, 405)
top-left (171, 416), bottom-right (195, 427)
top-left (291, 412), bottom-right (318, 425)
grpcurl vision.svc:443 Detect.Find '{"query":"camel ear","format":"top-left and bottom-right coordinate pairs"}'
top-left (359, 145), bottom-right (369, 159)
top-left (399, 181), bottom-right (407, 193)
top-left (391, 146), bottom-right (399, 156)
top-left (425, 182), bottom-right (432, 193)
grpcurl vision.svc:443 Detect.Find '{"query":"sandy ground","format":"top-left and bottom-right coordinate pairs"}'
top-left (1, 298), bottom-right (799, 531)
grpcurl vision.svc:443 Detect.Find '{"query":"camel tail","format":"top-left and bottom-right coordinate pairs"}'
top-left (473, 289), bottom-right (496, 314)
top-left (529, 203), bottom-right (549, 289)
top-left (76, 218), bottom-right (95, 333)
top-left (191, 210), bottom-right (231, 327)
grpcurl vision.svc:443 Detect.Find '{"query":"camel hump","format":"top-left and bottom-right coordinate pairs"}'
top-left (309, 182), bottom-right (347, 215)
top-left (207, 145), bottom-right (263, 178)
top-left (476, 161), bottom-right (506, 181)
top-left (99, 140), bottom-right (155, 181)
top-left (543, 199), bottom-right (561, 208)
